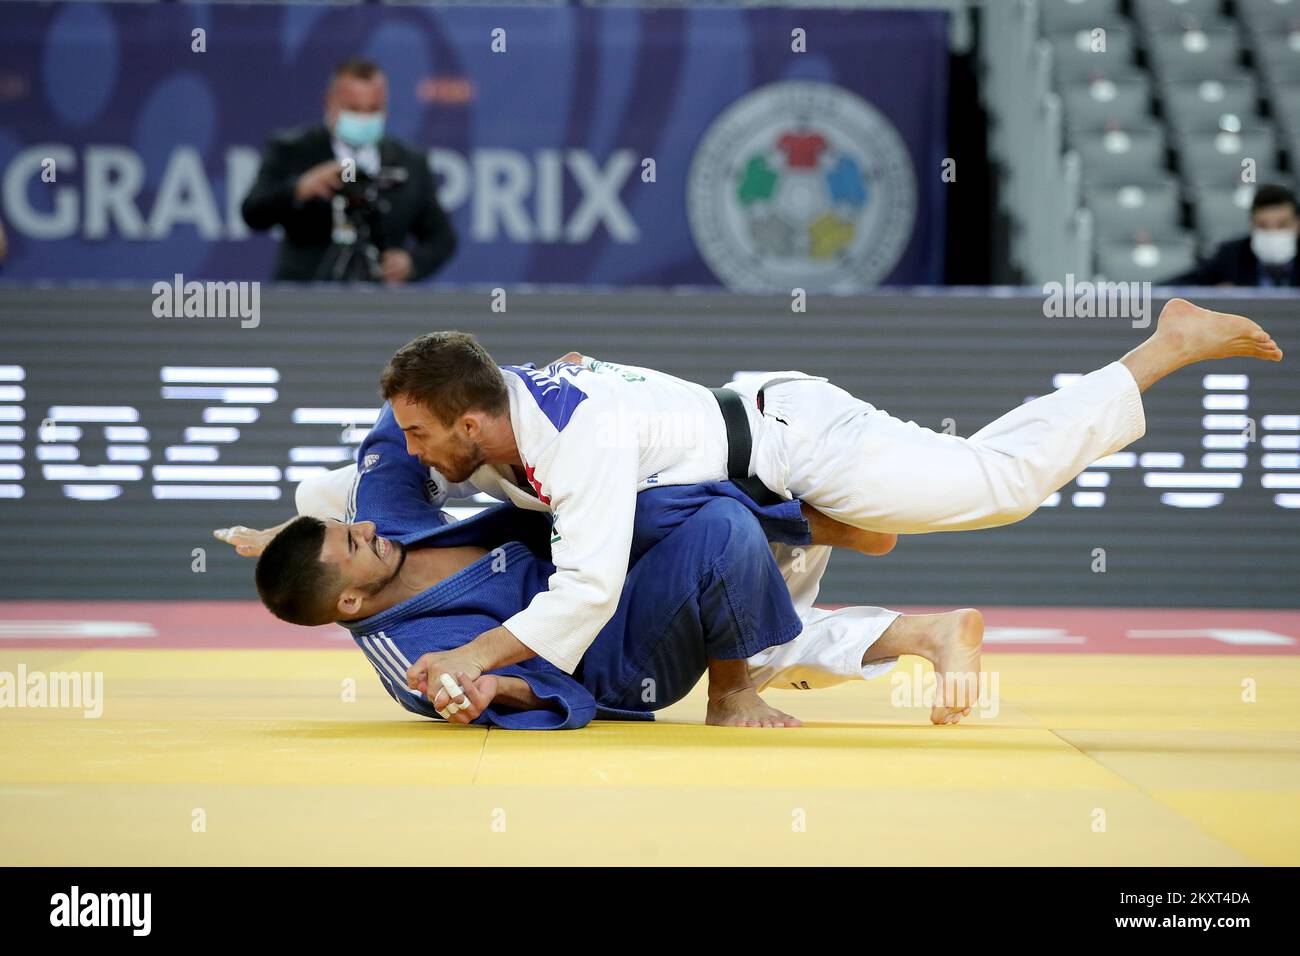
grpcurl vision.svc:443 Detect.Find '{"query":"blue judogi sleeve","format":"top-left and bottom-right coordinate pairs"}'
top-left (353, 402), bottom-right (556, 555)
top-left (352, 402), bottom-right (454, 538)
top-left (348, 542), bottom-right (599, 730)
top-left (477, 663), bottom-right (597, 730)
top-left (361, 650), bottom-right (597, 731)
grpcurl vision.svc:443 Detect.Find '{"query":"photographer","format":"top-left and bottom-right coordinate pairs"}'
top-left (241, 58), bottom-right (456, 284)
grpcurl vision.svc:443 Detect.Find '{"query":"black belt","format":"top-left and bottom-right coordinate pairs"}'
top-left (709, 387), bottom-right (783, 507)
top-left (710, 387), bottom-right (752, 480)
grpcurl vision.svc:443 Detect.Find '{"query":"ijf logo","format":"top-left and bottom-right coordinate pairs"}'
top-left (687, 81), bottom-right (917, 292)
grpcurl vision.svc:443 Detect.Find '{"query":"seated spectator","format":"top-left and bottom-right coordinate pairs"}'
top-left (1169, 184), bottom-right (1299, 288)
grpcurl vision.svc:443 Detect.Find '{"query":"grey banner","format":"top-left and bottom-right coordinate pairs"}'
top-left (1, 286), bottom-right (1296, 607)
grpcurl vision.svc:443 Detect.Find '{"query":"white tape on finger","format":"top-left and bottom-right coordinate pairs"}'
top-left (439, 672), bottom-right (465, 699)
top-left (435, 673), bottom-right (468, 720)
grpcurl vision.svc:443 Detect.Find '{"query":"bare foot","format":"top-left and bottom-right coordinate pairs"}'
top-left (1161, 297), bottom-right (1283, 363)
top-left (928, 608), bottom-right (984, 725)
top-left (706, 688), bottom-right (802, 728)
top-left (1124, 298), bottom-right (1285, 392)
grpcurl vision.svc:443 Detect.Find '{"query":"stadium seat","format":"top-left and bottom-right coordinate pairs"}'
top-left (1269, 84), bottom-right (1300, 173)
top-left (1063, 77), bottom-right (1154, 131)
top-left (1179, 126), bottom-right (1280, 184)
top-left (1052, 55), bottom-right (1144, 87)
top-left (1084, 179), bottom-right (1183, 239)
top-left (1238, 0), bottom-right (1300, 35)
top-left (1074, 125), bottom-right (1169, 183)
top-left (1149, 27), bottom-right (1243, 81)
top-left (1273, 81), bottom-right (1300, 139)
top-left (1165, 112), bottom-right (1265, 155)
top-left (1253, 32), bottom-right (1300, 86)
top-left (1286, 130), bottom-right (1300, 174)
top-left (1134, 0), bottom-right (1226, 30)
top-left (1050, 26), bottom-right (1139, 83)
top-left (1096, 235), bottom-right (1198, 281)
top-left (1162, 77), bottom-right (1260, 135)
top-left (1186, 164), bottom-right (1289, 191)
top-left (1040, 0), bottom-right (1126, 34)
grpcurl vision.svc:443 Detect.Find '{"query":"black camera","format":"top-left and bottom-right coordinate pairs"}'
top-left (317, 166), bottom-right (409, 282)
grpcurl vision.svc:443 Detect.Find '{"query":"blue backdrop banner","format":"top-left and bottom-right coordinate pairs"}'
top-left (0, 2), bottom-right (948, 289)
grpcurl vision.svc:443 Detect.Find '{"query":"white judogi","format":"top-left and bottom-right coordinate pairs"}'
top-left (491, 362), bottom-right (727, 671)
top-left (725, 362), bottom-right (1145, 533)
top-left (483, 357), bottom-right (1144, 671)
top-left (294, 464), bottom-right (900, 692)
top-left (752, 543), bottom-right (898, 691)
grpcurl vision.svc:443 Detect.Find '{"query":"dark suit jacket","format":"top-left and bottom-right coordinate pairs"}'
top-left (241, 124), bottom-right (456, 282)
top-left (1169, 235), bottom-right (1299, 287)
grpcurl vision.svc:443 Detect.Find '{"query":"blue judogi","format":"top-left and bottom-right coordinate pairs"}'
top-left (344, 403), bottom-right (812, 730)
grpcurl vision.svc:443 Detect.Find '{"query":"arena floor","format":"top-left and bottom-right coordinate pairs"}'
top-left (2, 603), bottom-right (1297, 866)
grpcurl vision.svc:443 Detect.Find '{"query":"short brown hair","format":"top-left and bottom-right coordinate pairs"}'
top-left (332, 57), bottom-right (383, 84)
top-left (379, 331), bottom-right (508, 425)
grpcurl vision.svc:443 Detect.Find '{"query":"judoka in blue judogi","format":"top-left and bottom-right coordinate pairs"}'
top-left (344, 403), bottom-right (815, 729)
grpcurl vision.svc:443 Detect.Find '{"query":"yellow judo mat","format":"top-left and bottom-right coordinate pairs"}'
top-left (2, 647), bottom-right (1298, 866)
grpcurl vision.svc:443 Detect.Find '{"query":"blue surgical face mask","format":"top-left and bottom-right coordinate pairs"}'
top-left (334, 110), bottom-right (385, 148)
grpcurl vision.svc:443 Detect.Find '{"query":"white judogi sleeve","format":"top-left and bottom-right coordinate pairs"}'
top-left (295, 464), bottom-right (358, 522)
top-left (502, 401), bottom-right (640, 675)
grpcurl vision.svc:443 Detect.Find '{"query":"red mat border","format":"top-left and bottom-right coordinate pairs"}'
top-left (0, 602), bottom-right (1296, 655)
